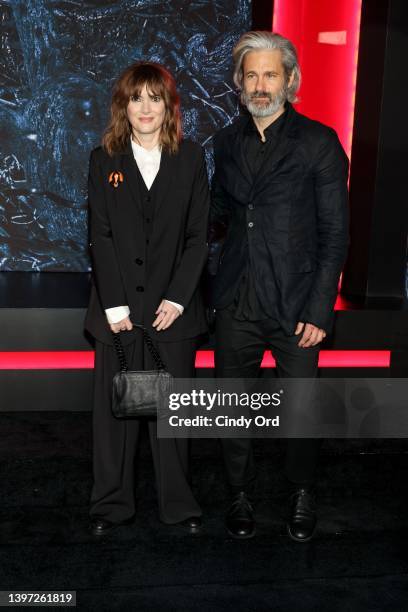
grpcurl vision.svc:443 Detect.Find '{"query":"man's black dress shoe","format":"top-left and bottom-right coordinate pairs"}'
top-left (287, 487), bottom-right (317, 542)
top-left (179, 516), bottom-right (202, 533)
top-left (226, 491), bottom-right (256, 539)
top-left (90, 517), bottom-right (133, 537)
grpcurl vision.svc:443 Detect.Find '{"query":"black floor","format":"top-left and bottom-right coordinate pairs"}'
top-left (1, 412), bottom-right (408, 611)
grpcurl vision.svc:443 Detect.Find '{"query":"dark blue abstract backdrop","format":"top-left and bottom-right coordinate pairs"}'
top-left (0, 0), bottom-right (250, 271)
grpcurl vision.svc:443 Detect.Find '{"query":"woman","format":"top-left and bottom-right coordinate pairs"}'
top-left (85, 61), bottom-right (209, 536)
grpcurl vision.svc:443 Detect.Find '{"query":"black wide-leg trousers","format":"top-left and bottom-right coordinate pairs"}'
top-left (215, 308), bottom-right (322, 493)
top-left (90, 331), bottom-right (202, 524)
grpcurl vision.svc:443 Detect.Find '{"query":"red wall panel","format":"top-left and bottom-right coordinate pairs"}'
top-left (273, 0), bottom-right (362, 159)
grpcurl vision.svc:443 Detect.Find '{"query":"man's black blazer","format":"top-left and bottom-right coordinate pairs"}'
top-left (84, 139), bottom-right (209, 346)
top-left (209, 103), bottom-right (349, 335)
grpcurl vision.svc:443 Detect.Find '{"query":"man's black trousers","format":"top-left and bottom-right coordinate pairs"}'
top-left (215, 307), bottom-right (322, 493)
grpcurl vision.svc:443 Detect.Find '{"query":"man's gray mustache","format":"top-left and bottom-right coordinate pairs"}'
top-left (250, 92), bottom-right (272, 100)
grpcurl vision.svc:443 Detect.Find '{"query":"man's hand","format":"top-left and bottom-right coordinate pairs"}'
top-left (153, 300), bottom-right (181, 331)
top-left (295, 322), bottom-right (326, 347)
top-left (110, 316), bottom-right (133, 334)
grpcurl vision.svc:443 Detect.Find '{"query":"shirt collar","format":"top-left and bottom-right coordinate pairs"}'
top-left (245, 105), bottom-right (288, 140)
top-left (131, 139), bottom-right (161, 158)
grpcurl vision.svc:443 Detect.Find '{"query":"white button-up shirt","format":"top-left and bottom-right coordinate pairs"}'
top-left (131, 139), bottom-right (161, 190)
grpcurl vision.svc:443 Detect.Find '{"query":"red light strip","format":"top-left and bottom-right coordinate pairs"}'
top-left (196, 350), bottom-right (390, 369)
top-left (0, 350), bottom-right (391, 370)
top-left (0, 352), bottom-right (95, 370)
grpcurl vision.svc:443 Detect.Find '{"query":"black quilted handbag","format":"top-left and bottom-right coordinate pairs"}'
top-left (111, 325), bottom-right (173, 418)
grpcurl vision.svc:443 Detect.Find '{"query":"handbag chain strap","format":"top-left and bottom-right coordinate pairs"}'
top-left (112, 324), bottom-right (167, 372)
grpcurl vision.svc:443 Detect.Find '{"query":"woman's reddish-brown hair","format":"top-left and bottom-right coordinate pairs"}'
top-left (102, 61), bottom-right (182, 155)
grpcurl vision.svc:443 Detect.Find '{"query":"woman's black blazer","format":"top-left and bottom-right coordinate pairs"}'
top-left (84, 139), bottom-right (210, 346)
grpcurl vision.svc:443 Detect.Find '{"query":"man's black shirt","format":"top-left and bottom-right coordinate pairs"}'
top-left (233, 107), bottom-right (288, 321)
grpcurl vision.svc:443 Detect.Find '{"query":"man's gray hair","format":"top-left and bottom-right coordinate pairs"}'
top-left (233, 31), bottom-right (301, 103)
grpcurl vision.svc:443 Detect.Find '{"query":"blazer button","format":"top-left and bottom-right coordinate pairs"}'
top-left (135, 258), bottom-right (143, 265)
top-left (248, 203), bottom-right (254, 210)
top-left (146, 195), bottom-right (151, 202)
top-left (136, 286), bottom-right (144, 292)
top-left (248, 221), bottom-right (254, 228)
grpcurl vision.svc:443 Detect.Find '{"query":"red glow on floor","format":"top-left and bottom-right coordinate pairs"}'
top-left (0, 350), bottom-right (391, 370)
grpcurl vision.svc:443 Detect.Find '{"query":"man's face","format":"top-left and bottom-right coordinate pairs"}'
top-left (241, 49), bottom-right (292, 118)
top-left (127, 83), bottom-right (166, 141)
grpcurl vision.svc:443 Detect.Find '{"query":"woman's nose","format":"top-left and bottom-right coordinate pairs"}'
top-left (141, 99), bottom-right (151, 113)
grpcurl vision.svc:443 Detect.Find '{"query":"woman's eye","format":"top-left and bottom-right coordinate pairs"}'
top-left (151, 96), bottom-right (161, 102)
top-left (130, 95), bottom-right (141, 102)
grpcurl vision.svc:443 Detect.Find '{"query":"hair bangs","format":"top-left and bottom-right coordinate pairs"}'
top-left (125, 67), bottom-right (166, 101)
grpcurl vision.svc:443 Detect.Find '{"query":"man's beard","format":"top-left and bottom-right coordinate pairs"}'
top-left (241, 86), bottom-right (287, 118)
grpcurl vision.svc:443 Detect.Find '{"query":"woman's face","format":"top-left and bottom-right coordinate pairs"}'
top-left (126, 83), bottom-right (166, 142)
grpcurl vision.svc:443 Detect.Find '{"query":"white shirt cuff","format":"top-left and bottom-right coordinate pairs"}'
top-left (164, 299), bottom-right (184, 315)
top-left (105, 305), bottom-right (130, 324)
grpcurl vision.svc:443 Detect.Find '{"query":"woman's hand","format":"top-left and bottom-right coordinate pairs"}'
top-left (152, 300), bottom-right (181, 331)
top-left (110, 316), bottom-right (133, 334)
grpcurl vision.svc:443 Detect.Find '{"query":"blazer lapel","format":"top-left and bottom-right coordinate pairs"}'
top-left (230, 117), bottom-right (254, 189)
top-left (152, 148), bottom-right (177, 217)
top-left (119, 140), bottom-right (144, 214)
top-left (105, 143), bottom-right (142, 237)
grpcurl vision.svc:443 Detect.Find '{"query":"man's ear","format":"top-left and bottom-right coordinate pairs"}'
top-left (288, 69), bottom-right (295, 89)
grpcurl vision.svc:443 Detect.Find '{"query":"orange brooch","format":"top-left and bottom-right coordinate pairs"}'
top-left (108, 171), bottom-right (124, 188)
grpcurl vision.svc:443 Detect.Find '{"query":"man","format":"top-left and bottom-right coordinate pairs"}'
top-left (209, 31), bottom-right (349, 541)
